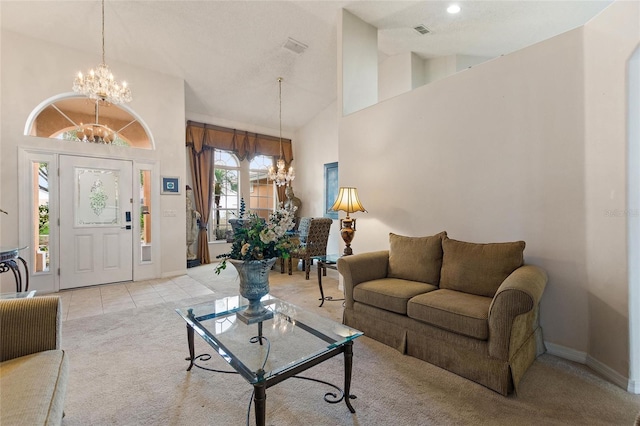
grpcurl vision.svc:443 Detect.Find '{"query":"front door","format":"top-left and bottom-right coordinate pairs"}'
top-left (59, 155), bottom-right (133, 289)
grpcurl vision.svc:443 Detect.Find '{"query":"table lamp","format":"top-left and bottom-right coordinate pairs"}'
top-left (330, 187), bottom-right (367, 256)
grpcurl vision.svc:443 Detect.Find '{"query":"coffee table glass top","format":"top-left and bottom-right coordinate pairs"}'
top-left (176, 295), bottom-right (362, 384)
top-left (0, 290), bottom-right (36, 299)
top-left (312, 254), bottom-right (340, 264)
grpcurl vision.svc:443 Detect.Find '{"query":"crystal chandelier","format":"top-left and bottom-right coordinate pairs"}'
top-left (268, 77), bottom-right (295, 187)
top-left (76, 123), bottom-right (117, 144)
top-left (72, 0), bottom-right (131, 105)
top-left (75, 101), bottom-right (118, 144)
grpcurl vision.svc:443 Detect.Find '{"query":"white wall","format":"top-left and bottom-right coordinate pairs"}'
top-left (455, 55), bottom-right (493, 72)
top-left (627, 44), bottom-right (640, 393)
top-left (424, 54), bottom-right (493, 84)
top-left (379, 53), bottom-right (413, 102)
top-left (337, 0), bottom-right (640, 386)
top-left (340, 9), bottom-right (378, 116)
top-left (0, 30), bottom-right (186, 292)
top-left (342, 26), bottom-right (589, 354)
top-left (411, 53), bottom-right (426, 90)
top-left (583, 0), bottom-right (640, 384)
top-left (295, 101), bottom-right (341, 255)
top-left (424, 55), bottom-right (457, 84)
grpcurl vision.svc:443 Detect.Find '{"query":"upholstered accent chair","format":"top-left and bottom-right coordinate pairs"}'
top-left (287, 217), bottom-right (332, 279)
top-left (0, 296), bottom-right (69, 425)
top-left (280, 217), bottom-right (311, 273)
top-left (296, 217), bottom-right (312, 246)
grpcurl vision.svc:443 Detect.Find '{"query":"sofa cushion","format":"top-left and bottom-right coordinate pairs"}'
top-left (440, 237), bottom-right (525, 297)
top-left (0, 349), bottom-right (68, 426)
top-left (387, 231), bottom-right (447, 284)
top-left (407, 289), bottom-right (492, 340)
top-left (354, 278), bottom-right (437, 315)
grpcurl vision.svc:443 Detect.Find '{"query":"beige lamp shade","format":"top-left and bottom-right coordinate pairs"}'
top-left (330, 187), bottom-right (367, 215)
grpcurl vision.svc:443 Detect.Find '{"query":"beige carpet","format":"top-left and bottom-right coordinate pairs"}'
top-left (60, 262), bottom-right (640, 425)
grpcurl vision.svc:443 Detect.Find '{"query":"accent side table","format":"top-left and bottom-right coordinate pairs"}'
top-left (0, 247), bottom-right (29, 292)
top-left (313, 254), bottom-right (345, 307)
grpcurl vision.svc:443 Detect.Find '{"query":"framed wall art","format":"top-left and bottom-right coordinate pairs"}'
top-left (161, 176), bottom-right (181, 195)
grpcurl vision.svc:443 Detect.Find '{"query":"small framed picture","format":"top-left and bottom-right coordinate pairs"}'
top-left (161, 176), bottom-right (181, 195)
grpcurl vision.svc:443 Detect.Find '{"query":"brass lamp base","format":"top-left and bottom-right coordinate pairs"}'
top-left (339, 217), bottom-right (356, 256)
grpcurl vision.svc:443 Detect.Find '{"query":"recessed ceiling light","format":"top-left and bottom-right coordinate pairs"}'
top-left (447, 4), bottom-right (461, 14)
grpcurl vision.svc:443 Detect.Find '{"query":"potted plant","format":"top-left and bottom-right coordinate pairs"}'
top-left (215, 204), bottom-right (297, 321)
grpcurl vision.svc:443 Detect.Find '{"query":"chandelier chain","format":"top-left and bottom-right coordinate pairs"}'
top-left (72, 0), bottom-right (131, 105)
top-left (278, 77), bottom-right (283, 159)
top-left (71, 0), bottom-right (131, 144)
top-left (268, 77), bottom-right (295, 187)
top-left (101, 0), bottom-right (105, 64)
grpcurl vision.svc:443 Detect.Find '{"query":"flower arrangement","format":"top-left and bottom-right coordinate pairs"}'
top-left (215, 204), bottom-right (298, 274)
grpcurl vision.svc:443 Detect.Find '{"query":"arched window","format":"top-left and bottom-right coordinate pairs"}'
top-left (208, 151), bottom-right (277, 242)
top-left (25, 94), bottom-right (153, 149)
top-left (211, 150), bottom-right (240, 241)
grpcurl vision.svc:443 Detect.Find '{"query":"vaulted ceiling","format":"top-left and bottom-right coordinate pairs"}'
top-left (0, 1), bottom-right (611, 133)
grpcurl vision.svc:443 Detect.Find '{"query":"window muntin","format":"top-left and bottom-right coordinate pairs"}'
top-left (33, 162), bottom-right (50, 273)
top-left (210, 150), bottom-right (240, 242)
top-left (249, 155), bottom-right (275, 220)
top-left (139, 170), bottom-right (152, 262)
top-left (209, 151), bottom-right (276, 241)
top-left (27, 96), bottom-right (152, 149)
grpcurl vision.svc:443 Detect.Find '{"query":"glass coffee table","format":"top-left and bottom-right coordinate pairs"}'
top-left (176, 294), bottom-right (363, 426)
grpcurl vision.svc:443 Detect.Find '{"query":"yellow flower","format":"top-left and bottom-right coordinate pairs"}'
top-left (241, 243), bottom-right (250, 256)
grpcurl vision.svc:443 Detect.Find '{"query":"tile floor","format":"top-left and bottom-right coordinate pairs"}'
top-left (57, 274), bottom-right (214, 321)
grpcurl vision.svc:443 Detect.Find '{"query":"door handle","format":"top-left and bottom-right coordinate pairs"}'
top-left (121, 225), bottom-right (132, 230)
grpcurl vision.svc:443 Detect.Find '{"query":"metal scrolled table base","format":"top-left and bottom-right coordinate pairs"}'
top-left (0, 251), bottom-right (29, 292)
top-left (184, 325), bottom-right (356, 426)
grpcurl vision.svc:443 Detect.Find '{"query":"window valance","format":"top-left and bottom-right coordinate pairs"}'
top-left (185, 120), bottom-right (293, 164)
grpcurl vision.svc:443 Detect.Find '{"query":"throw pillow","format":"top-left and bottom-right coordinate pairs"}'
top-left (440, 237), bottom-right (525, 297)
top-left (387, 231), bottom-right (447, 284)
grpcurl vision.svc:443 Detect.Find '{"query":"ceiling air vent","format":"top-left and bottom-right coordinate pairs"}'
top-left (283, 37), bottom-right (308, 54)
top-left (413, 24), bottom-right (431, 35)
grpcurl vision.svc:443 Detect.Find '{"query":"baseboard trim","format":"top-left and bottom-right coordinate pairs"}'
top-left (544, 341), bottom-right (635, 393)
top-left (585, 354), bottom-right (630, 391)
top-left (544, 341), bottom-right (587, 363)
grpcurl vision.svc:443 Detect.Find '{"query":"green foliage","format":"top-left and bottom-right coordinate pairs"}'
top-left (214, 169), bottom-right (238, 193)
top-left (214, 206), bottom-right (297, 275)
top-left (39, 204), bottom-right (49, 235)
top-left (238, 197), bottom-right (246, 219)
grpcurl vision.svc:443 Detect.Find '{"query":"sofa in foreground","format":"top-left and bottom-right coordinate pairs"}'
top-left (338, 232), bottom-right (548, 395)
top-left (0, 296), bottom-right (68, 425)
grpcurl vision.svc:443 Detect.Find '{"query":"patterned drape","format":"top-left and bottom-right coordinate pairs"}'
top-left (185, 121), bottom-right (293, 164)
top-left (185, 120), bottom-right (295, 262)
top-left (187, 145), bottom-right (214, 264)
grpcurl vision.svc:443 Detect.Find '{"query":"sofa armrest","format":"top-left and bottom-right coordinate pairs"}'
top-left (488, 265), bottom-right (548, 360)
top-left (0, 296), bottom-right (61, 362)
top-left (338, 250), bottom-right (389, 309)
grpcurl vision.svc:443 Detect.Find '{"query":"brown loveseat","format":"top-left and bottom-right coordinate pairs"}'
top-left (338, 232), bottom-right (548, 395)
top-left (0, 296), bottom-right (69, 425)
